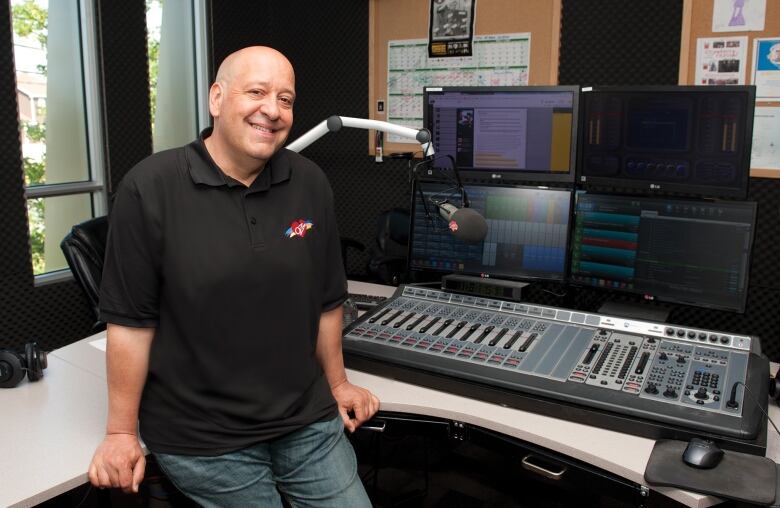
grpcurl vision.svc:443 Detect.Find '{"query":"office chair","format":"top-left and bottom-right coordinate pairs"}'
top-left (340, 237), bottom-right (365, 277)
top-left (367, 208), bottom-right (410, 286)
top-left (60, 215), bottom-right (109, 333)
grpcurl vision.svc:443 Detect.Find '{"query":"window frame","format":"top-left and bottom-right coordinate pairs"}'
top-left (20, 0), bottom-right (107, 285)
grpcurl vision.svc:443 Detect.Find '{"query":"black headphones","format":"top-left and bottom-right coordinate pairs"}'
top-left (0, 342), bottom-right (48, 388)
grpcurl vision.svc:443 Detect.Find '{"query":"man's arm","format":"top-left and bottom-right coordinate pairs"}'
top-left (316, 305), bottom-right (380, 432)
top-left (88, 323), bottom-right (154, 493)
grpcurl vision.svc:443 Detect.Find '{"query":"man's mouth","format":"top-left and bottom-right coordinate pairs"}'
top-left (250, 123), bottom-right (274, 133)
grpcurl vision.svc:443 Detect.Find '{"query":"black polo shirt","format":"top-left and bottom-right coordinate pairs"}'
top-left (99, 130), bottom-right (347, 455)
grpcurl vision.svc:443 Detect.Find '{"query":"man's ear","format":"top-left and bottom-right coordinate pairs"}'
top-left (208, 82), bottom-right (223, 118)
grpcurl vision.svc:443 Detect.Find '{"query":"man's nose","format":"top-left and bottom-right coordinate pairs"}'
top-left (259, 97), bottom-right (280, 120)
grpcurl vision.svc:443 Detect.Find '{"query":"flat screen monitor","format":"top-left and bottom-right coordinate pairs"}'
top-left (423, 86), bottom-right (580, 183)
top-left (570, 193), bottom-right (756, 312)
top-left (408, 180), bottom-right (573, 282)
top-left (579, 85), bottom-right (756, 198)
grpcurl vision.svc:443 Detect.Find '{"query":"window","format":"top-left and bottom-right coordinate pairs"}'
top-left (12, 0), bottom-right (105, 281)
top-left (146, 0), bottom-right (209, 153)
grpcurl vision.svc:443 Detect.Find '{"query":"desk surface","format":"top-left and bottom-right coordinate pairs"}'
top-left (1, 355), bottom-right (108, 508)
top-left (2, 280), bottom-right (778, 508)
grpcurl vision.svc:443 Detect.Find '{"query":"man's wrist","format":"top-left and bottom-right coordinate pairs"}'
top-left (106, 428), bottom-right (138, 437)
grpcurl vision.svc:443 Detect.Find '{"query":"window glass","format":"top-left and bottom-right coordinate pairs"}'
top-left (147, 0), bottom-right (200, 152)
top-left (27, 194), bottom-right (93, 274)
top-left (13, 0), bottom-right (91, 187)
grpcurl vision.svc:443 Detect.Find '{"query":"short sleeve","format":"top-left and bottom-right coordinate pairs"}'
top-left (99, 176), bottom-right (162, 327)
top-left (320, 183), bottom-right (348, 311)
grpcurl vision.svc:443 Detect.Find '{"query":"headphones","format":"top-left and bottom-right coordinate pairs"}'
top-left (0, 342), bottom-right (48, 388)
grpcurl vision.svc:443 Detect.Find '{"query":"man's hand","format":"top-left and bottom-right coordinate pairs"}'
top-left (88, 433), bottom-right (146, 493)
top-left (331, 381), bottom-right (380, 433)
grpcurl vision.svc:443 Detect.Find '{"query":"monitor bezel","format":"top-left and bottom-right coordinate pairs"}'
top-left (407, 178), bottom-right (575, 283)
top-left (569, 191), bottom-right (758, 313)
top-left (423, 85), bottom-right (581, 184)
top-left (577, 85), bottom-right (756, 199)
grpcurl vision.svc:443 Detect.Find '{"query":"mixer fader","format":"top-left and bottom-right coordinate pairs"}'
top-left (343, 286), bottom-right (769, 454)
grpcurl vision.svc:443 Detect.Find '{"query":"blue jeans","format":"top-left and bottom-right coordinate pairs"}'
top-left (154, 416), bottom-right (370, 508)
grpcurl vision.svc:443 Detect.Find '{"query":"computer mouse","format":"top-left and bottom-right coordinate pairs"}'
top-left (682, 438), bottom-right (724, 469)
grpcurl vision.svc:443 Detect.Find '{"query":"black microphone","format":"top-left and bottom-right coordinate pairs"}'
top-left (434, 201), bottom-right (488, 243)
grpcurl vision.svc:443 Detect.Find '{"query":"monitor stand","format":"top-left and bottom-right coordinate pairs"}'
top-left (597, 300), bottom-right (671, 323)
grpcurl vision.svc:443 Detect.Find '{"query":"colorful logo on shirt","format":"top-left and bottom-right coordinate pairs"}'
top-left (448, 220), bottom-right (459, 232)
top-left (285, 219), bottom-right (313, 238)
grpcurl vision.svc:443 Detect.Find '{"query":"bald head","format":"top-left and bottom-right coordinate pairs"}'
top-left (215, 46), bottom-right (295, 89)
top-left (204, 46), bottom-right (296, 182)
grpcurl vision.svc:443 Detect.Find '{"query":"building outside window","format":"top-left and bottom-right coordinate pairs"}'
top-left (12, 0), bottom-right (105, 280)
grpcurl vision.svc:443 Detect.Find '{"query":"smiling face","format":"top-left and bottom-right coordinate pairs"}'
top-left (207, 47), bottom-right (296, 176)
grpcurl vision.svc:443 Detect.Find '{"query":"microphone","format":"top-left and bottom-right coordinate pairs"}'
top-left (434, 201), bottom-right (488, 243)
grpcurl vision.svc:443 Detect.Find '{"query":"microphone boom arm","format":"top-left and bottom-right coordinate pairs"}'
top-left (286, 115), bottom-right (434, 156)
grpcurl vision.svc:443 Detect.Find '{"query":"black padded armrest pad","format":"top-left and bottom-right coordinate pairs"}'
top-left (644, 440), bottom-right (777, 505)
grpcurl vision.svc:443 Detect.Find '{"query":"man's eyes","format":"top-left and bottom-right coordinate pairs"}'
top-left (246, 90), bottom-right (293, 106)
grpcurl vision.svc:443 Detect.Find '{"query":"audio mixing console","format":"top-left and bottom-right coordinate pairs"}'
top-left (343, 286), bottom-right (769, 454)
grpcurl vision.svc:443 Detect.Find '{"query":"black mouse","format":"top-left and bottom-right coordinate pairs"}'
top-left (682, 438), bottom-right (724, 469)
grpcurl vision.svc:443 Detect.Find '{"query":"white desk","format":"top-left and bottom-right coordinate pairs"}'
top-left (2, 280), bottom-right (778, 508)
top-left (0, 355), bottom-right (107, 508)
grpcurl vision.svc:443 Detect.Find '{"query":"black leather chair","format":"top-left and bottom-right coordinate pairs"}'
top-left (340, 237), bottom-right (365, 276)
top-left (60, 215), bottom-right (108, 332)
top-left (366, 208), bottom-right (410, 285)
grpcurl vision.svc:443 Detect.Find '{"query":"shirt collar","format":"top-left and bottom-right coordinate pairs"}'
top-left (187, 127), bottom-right (292, 190)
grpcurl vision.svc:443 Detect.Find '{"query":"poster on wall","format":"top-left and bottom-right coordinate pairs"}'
top-left (752, 38), bottom-right (780, 100)
top-left (712, 0), bottom-right (766, 32)
top-left (428, 0), bottom-right (476, 57)
top-left (751, 107), bottom-right (780, 170)
top-left (695, 36), bottom-right (748, 85)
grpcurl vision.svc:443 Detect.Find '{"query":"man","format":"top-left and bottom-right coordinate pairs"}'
top-left (88, 46), bottom-right (379, 507)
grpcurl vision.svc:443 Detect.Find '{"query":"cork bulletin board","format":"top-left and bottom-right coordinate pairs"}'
top-left (368, 0), bottom-right (562, 155)
top-left (679, 0), bottom-right (780, 178)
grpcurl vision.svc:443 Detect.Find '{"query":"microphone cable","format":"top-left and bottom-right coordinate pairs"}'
top-left (411, 154), bottom-right (472, 233)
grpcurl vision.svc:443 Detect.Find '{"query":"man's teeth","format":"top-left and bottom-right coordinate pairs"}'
top-left (252, 125), bottom-right (272, 132)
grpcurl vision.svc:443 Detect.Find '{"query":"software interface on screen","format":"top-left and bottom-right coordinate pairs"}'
top-left (424, 87), bottom-right (578, 182)
top-left (570, 194), bottom-right (756, 312)
top-left (580, 87), bottom-right (755, 197)
top-left (409, 182), bottom-right (572, 281)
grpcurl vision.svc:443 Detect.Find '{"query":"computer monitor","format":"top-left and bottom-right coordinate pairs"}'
top-left (408, 180), bottom-right (573, 282)
top-left (423, 86), bottom-right (580, 183)
top-left (579, 85), bottom-right (756, 198)
top-left (570, 193), bottom-right (756, 312)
